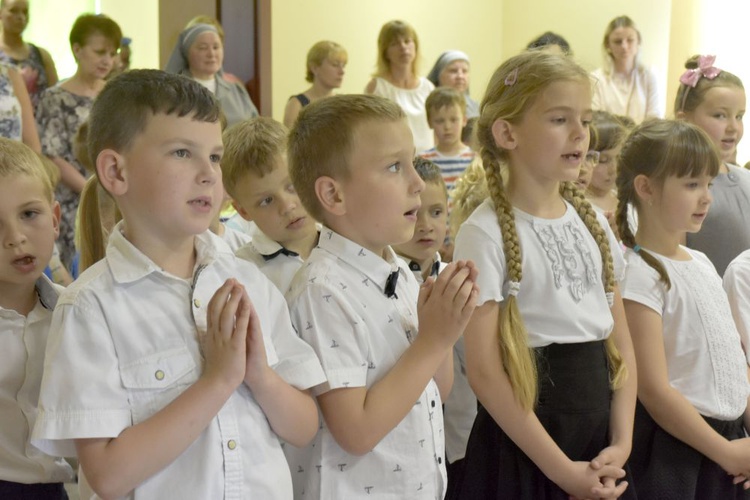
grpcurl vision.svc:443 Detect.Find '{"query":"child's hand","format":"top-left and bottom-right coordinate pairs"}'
top-left (241, 295), bottom-right (272, 390)
top-left (558, 460), bottom-right (627, 500)
top-left (417, 260), bottom-right (479, 349)
top-left (718, 437), bottom-right (750, 479)
top-left (588, 444), bottom-right (630, 498)
top-left (200, 279), bottom-right (250, 390)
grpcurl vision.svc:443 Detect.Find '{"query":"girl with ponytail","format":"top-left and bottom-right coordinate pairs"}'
top-left (618, 118), bottom-right (750, 499)
top-left (450, 50), bottom-right (637, 500)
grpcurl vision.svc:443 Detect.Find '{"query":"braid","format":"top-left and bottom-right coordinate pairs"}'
top-left (561, 181), bottom-right (626, 389)
top-left (483, 149), bottom-right (538, 410)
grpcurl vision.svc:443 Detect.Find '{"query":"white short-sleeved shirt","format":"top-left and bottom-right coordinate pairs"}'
top-left (0, 276), bottom-right (75, 484)
top-left (221, 224), bottom-right (252, 253)
top-left (286, 228), bottom-right (446, 500)
top-left (372, 77), bottom-right (435, 153)
top-left (725, 249), bottom-right (750, 364)
top-left (622, 247), bottom-right (750, 420)
top-left (455, 199), bottom-right (625, 347)
top-left (32, 225), bottom-right (325, 500)
top-left (236, 228), bottom-right (307, 294)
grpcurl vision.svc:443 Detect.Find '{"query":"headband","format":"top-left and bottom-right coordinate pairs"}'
top-left (679, 55), bottom-right (721, 111)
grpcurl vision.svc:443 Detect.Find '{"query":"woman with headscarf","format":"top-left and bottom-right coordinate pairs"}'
top-left (426, 50), bottom-right (478, 119)
top-left (165, 23), bottom-right (258, 126)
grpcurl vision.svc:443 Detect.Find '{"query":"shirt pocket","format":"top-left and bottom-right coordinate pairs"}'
top-left (119, 346), bottom-right (200, 424)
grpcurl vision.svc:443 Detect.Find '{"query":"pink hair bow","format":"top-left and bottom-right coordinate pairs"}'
top-left (679, 55), bottom-right (721, 87)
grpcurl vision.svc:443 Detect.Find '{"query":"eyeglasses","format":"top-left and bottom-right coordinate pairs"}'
top-left (585, 150), bottom-right (600, 166)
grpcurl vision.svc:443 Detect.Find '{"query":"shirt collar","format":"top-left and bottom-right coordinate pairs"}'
top-left (318, 226), bottom-right (408, 296)
top-left (35, 274), bottom-right (59, 310)
top-left (106, 221), bottom-right (220, 284)
top-left (250, 229), bottom-right (299, 261)
top-left (406, 252), bottom-right (442, 280)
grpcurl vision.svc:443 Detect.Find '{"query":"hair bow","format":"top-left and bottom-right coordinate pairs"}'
top-left (679, 55), bottom-right (721, 88)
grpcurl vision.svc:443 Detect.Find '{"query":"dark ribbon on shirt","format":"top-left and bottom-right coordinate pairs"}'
top-left (384, 270), bottom-right (399, 298)
top-left (408, 260), bottom-right (441, 278)
top-left (261, 247), bottom-right (299, 261)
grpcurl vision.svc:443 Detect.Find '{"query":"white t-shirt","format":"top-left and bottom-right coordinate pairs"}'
top-left (221, 224), bottom-right (252, 253)
top-left (236, 228), bottom-right (307, 294)
top-left (455, 199), bottom-right (625, 347)
top-left (286, 228), bottom-right (446, 499)
top-left (372, 76), bottom-right (435, 153)
top-left (622, 246), bottom-right (749, 420)
top-left (33, 225), bottom-right (326, 500)
top-left (0, 276), bottom-right (75, 484)
top-left (725, 248), bottom-right (750, 364)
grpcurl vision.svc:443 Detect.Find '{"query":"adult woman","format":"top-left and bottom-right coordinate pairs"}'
top-left (0, 0), bottom-right (57, 110)
top-left (283, 40), bottom-right (347, 128)
top-left (591, 15), bottom-right (663, 124)
top-left (165, 23), bottom-right (258, 127)
top-left (0, 61), bottom-right (39, 151)
top-left (36, 13), bottom-right (121, 269)
top-left (427, 50), bottom-right (479, 119)
top-left (365, 20), bottom-right (434, 152)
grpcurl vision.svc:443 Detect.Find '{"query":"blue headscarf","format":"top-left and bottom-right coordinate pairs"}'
top-left (164, 24), bottom-right (221, 75)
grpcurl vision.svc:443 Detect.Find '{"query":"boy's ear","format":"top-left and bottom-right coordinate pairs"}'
top-left (491, 119), bottom-right (517, 150)
top-left (96, 149), bottom-right (128, 196)
top-left (315, 175), bottom-right (346, 216)
top-left (633, 174), bottom-right (655, 203)
top-left (51, 200), bottom-right (61, 239)
top-left (231, 200), bottom-right (254, 222)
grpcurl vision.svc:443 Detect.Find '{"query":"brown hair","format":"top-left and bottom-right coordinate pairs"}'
top-left (477, 50), bottom-right (625, 410)
top-left (590, 110), bottom-right (627, 151)
top-left (69, 13), bottom-right (122, 52)
top-left (374, 20), bottom-right (420, 78)
top-left (222, 117), bottom-right (288, 199)
top-left (413, 156), bottom-right (447, 198)
top-left (616, 119), bottom-right (720, 288)
top-left (288, 94), bottom-right (405, 222)
top-left (602, 15), bottom-right (641, 63)
top-left (674, 55), bottom-right (744, 114)
top-left (306, 41), bottom-right (347, 83)
top-left (425, 87), bottom-right (467, 124)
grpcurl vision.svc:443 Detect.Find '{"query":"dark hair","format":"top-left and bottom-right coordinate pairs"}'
top-left (413, 156), bottom-right (446, 195)
top-left (526, 31), bottom-right (571, 55)
top-left (69, 13), bottom-right (122, 50)
top-left (590, 110), bottom-right (627, 151)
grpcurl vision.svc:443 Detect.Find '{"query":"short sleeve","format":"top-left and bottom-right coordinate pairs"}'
top-left (724, 252), bottom-right (750, 364)
top-left (620, 252), bottom-right (666, 315)
top-left (454, 216), bottom-right (505, 306)
top-left (287, 281), bottom-right (369, 395)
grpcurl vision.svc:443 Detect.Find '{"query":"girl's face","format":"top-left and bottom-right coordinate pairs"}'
top-left (386, 35), bottom-right (415, 68)
top-left (683, 86), bottom-right (745, 163)
top-left (589, 145), bottom-right (621, 193)
top-left (606, 27), bottom-right (639, 66)
top-left (312, 57), bottom-right (346, 89)
top-left (0, 0), bottom-right (28, 34)
top-left (439, 60), bottom-right (470, 93)
top-left (647, 173), bottom-right (713, 235)
top-left (73, 33), bottom-right (117, 81)
top-left (188, 31), bottom-right (223, 79)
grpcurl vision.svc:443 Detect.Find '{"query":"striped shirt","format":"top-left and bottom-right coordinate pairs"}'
top-left (419, 146), bottom-right (475, 201)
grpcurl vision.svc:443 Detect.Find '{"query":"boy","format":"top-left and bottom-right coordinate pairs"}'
top-left (32, 70), bottom-right (325, 500)
top-left (286, 93), bottom-right (478, 498)
top-left (0, 139), bottom-right (74, 499)
top-left (222, 117), bottom-right (318, 293)
top-left (420, 87), bottom-right (475, 199)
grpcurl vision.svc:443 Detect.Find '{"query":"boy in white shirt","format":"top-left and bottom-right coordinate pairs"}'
top-left (285, 93), bottom-right (479, 498)
top-left (0, 139), bottom-right (74, 499)
top-left (32, 70), bottom-right (325, 500)
top-left (222, 117), bottom-right (318, 293)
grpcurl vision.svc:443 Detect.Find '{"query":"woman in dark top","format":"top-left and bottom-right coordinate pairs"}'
top-left (283, 40), bottom-right (347, 128)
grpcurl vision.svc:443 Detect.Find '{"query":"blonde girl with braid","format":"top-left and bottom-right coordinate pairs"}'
top-left (450, 51), bottom-right (637, 500)
top-left (617, 119), bottom-right (750, 499)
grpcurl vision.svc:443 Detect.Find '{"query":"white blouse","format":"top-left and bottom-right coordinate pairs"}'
top-left (372, 76), bottom-right (435, 153)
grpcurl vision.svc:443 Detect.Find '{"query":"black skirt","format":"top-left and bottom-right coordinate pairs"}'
top-left (629, 401), bottom-right (750, 499)
top-left (450, 340), bottom-right (636, 500)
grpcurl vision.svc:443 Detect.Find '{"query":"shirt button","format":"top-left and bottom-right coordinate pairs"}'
top-left (193, 298), bottom-right (201, 308)
top-left (438, 457), bottom-right (443, 464)
top-left (227, 439), bottom-right (237, 450)
top-left (431, 400), bottom-right (436, 408)
top-left (154, 370), bottom-right (165, 381)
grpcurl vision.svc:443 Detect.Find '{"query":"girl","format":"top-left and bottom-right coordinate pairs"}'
top-left (617, 119), bottom-right (750, 499)
top-left (676, 55), bottom-right (750, 276)
top-left (283, 40), bottom-right (347, 127)
top-left (451, 51), bottom-right (637, 499)
top-left (586, 110), bottom-right (627, 214)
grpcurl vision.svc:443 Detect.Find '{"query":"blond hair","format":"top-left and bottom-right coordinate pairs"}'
top-left (616, 119), bottom-right (720, 289)
top-left (449, 156), bottom-right (488, 240)
top-left (306, 41), bottom-right (347, 83)
top-left (288, 94), bottom-right (405, 222)
top-left (374, 20), bottom-right (420, 78)
top-left (0, 139), bottom-right (54, 201)
top-left (478, 51), bottom-right (625, 410)
top-left (425, 86), bottom-right (467, 124)
top-left (222, 117), bottom-right (288, 199)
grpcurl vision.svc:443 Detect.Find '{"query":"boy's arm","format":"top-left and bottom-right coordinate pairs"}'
top-left (433, 349), bottom-right (454, 401)
top-left (317, 262), bottom-right (477, 456)
top-left (76, 280), bottom-right (250, 499)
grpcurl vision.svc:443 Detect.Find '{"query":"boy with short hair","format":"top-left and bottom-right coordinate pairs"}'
top-left (420, 87), bottom-right (476, 198)
top-left (0, 138), bottom-right (74, 499)
top-left (32, 70), bottom-right (325, 500)
top-left (222, 117), bottom-right (318, 293)
top-left (286, 93), bottom-right (478, 498)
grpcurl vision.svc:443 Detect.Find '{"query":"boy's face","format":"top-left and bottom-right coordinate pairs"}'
top-left (118, 113), bottom-right (224, 244)
top-left (393, 181), bottom-right (447, 264)
top-left (337, 118), bottom-right (424, 256)
top-left (430, 104), bottom-right (466, 148)
top-left (0, 174), bottom-right (59, 295)
top-left (232, 154), bottom-right (316, 249)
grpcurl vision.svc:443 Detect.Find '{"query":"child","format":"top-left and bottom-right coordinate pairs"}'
top-left (420, 87), bottom-right (476, 201)
top-left (451, 51), bottom-right (637, 499)
top-left (617, 119), bottom-right (750, 499)
top-left (222, 117), bottom-right (318, 293)
top-left (207, 194), bottom-right (252, 253)
top-left (286, 93), bottom-right (478, 498)
top-left (32, 70), bottom-right (325, 500)
top-left (0, 138), bottom-right (74, 499)
top-left (394, 156), bottom-right (478, 496)
top-left (676, 55), bottom-right (750, 276)
top-left (585, 110), bottom-right (627, 214)
top-left (725, 249), bottom-right (750, 363)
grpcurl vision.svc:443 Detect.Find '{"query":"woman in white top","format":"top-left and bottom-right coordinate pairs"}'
top-left (591, 15), bottom-right (663, 124)
top-left (365, 20), bottom-right (434, 152)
